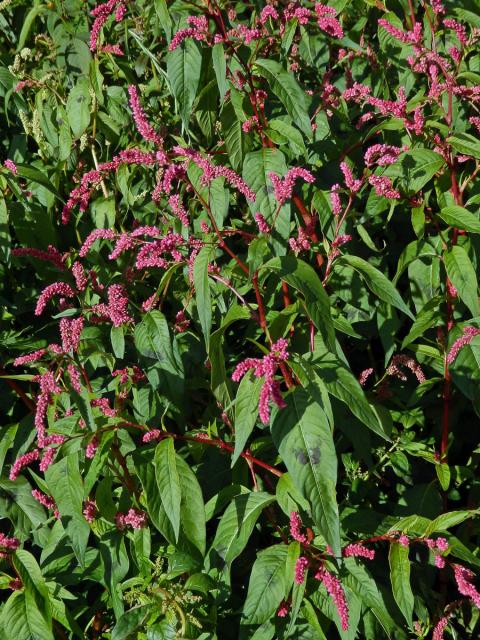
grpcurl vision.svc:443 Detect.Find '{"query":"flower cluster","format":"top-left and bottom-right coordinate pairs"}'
top-left (269, 168), bottom-right (315, 205)
top-left (232, 339), bottom-right (289, 423)
top-left (115, 508), bottom-right (148, 530)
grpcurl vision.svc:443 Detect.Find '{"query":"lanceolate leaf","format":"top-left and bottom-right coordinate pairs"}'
top-left (0, 591), bottom-right (53, 640)
top-left (253, 59), bottom-right (312, 137)
top-left (271, 389), bottom-right (341, 557)
top-left (385, 148), bottom-right (445, 194)
top-left (176, 454), bottom-right (206, 555)
top-left (438, 205), bottom-right (480, 234)
top-left (212, 43), bottom-right (227, 101)
top-left (444, 245), bottom-right (480, 317)
top-left (308, 354), bottom-right (390, 440)
top-left (343, 558), bottom-right (398, 636)
top-left (45, 454), bottom-right (90, 567)
top-left (193, 245), bottom-right (214, 351)
top-left (339, 255), bottom-right (414, 319)
top-left (232, 373), bottom-right (262, 466)
top-left (243, 148), bottom-right (291, 253)
top-left (166, 38), bottom-right (202, 128)
top-left (262, 256), bottom-right (336, 352)
top-left (207, 492), bottom-right (275, 569)
top-left (389, 542), bottom-right (414, 626)
top-left (134, 311), bottom-right (183, 375)
top-left (154, 438), bottom-right (182, 541)
top-left (242, 545), bottom-right (289, 625)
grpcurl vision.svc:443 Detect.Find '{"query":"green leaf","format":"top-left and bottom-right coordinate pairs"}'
top-left (308, 354), bottom-right (390, 440)
top-left (209, 304), bottom-right (251, 406)
top-left (208, 492), bottom-right (275, 569)
top-left (66, 78), bottom-right (91, 139)
top-left (438, 205), bottom-right (480, 233)
top-left (242, 545), bottom-right (289, 625)
top-left (424, 510), bottom-right (479, 536)
top-left (436, 463), bottom-right (451, 491)
top-left (267, 119), bottom-right (306, 157)
top-left (232, 373), bottom-right (262, 466)
top-left (0, 591), bottom-right (53, 640)
top-left (261, 256), bottom-right (336, 352)
top-left (339, 255), bottom-right (414, 319)
top-left (166, 39), bottom-right (202, 128)
top-left (220, 99), bottom-right (250, 171)
top-left (343, 558), bottom-right (397, 636)
top-left (15, 165), bottom-right (62, 200)
top-left (385, 148), bottom-right (445, 194)
top-left (70, 388), bottom-right (97, 432)
top-left (16, 5), bottom-right (47, 52)
top-left (110, 325), bottom-right (125, 359)
top-left (389, 542), bottom-right (414, 626)
top-left (243, 148), bottom-right (291, 254)
top-left (0, 477), bottom-right (45, 530)
top-left (135, 311), bottom-right (182, 374)
top-left (154, 438), bottom-right (181, 541)
top-left (45, 454), bottom-right (90, 567)
top-left (444, 245), bottom-right (480, 317)
top-left (212, 43), bottom-right (227, 101)
top-left (13, 550), bottom-right (51, 620)
top-left (111, 606), bottom-right (150, 640)
top-left (0, 195), bottom-right (9, 263)
top-left (271, 389), bottom-right (341, 556)
top-left (401, 296), bottom-right (442, 348)
top-left (447, 132), bottom-right (480, 159)
top-left (254, 59), bottom-right (311, 137)
top-left (176, 454), bottom-right (206, 555)
top-left (193, 246), bottom-right (214, 351)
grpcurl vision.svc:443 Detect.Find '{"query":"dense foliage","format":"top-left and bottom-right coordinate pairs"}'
top-left (2, 0), bottom-right (480, 637)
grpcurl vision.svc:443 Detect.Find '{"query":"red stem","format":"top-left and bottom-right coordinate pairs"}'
top-left (119, 421), bottom-right (284, 477)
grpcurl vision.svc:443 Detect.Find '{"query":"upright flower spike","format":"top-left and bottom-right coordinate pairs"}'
top-left (127, 85), bottom-right (164, 146)
top-left (290, 511), bottom-right (309, 544)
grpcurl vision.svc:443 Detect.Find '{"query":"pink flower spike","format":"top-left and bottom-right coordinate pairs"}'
top-left (10, 449), bottom-right (40, 481)
top-left (0, 533), bottom-right (20, 551)
top-left (358, 368), bottom-right (374, 386)
top-left (290, 511), bottom-right (309, 544)
top-left (83, 500), bottom-right (97, 523)
top-left (269, 167), bottom-right (315, 205)
top-left (340, 161), bottom-right (362, 193)
top-left (3, 159), bottom-right (17, 174)
top-left (431, 0), bottom-right (445, 14)
top-left (436, 537), bottom-right (449, 552)
top-left (277, 599), bottom-right (290, 618)
top-left (13, 349), bottom-right (48, 367)
top-left (368, 175), bottom-right (401, 200)
top-left (447, 326), bottom-right (480, 364)
top-left (39, 447), bottom-right (56, 472)
top-left (314, 565), bottom-right (349, 631)
top-left (398, 534), bottom-right (410, 547)
top-left (453, 564), bottom-right (480, 608)
top-left (35, 282), bottom-right (76, 316)
top-left (232, 339), bottom-right (289, 424)
top-left (330, 184), bottom-right (342, 216)
top-left (255, 212), bottom-right (271, 233)
top-left (432, 616), bottom-right (449, 640)
top-left (295, 557), bottom-right (309, 584)
top-left (127, 85), bottom-right (163, 146)
top-left (342, 543), bottom-right (375, 560)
